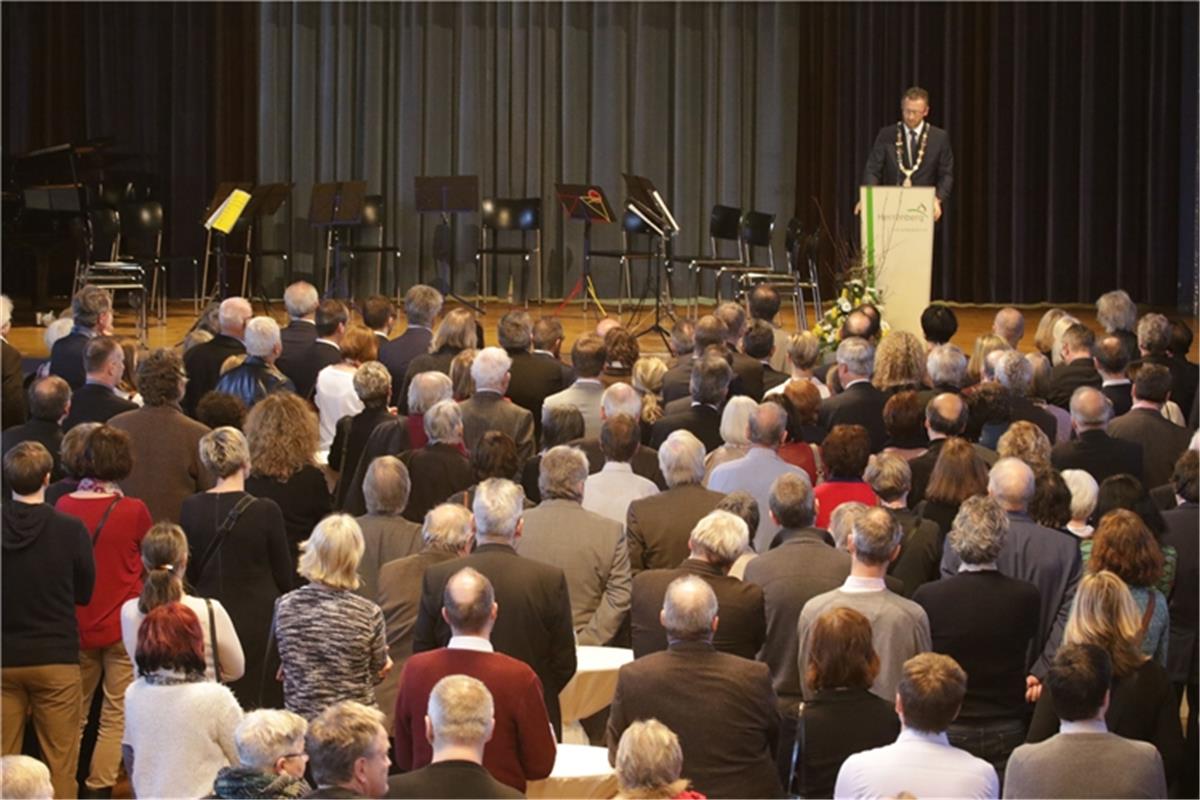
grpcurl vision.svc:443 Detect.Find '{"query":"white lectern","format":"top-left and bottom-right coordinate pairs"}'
top-left (858, 186), bottom-right (936, 338)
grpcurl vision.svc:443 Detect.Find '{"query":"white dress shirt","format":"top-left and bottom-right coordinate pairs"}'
top-left (314, 364), bottom-right (362, 462)
top-left (834, 727), bottom-right (999, 800)
top-left (447, 635), bottom-right (494, 653)
top-left (582, 461), bottom-right (659, 526)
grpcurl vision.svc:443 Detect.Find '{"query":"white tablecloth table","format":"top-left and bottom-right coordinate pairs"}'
top-left (526, 743), bottom-right (618, 799)
top-left (558, 646), bottom-right (634, 744)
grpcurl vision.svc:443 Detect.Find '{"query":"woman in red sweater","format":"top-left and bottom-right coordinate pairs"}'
top-left (56, 425), bottom-right (152, 797)
top-left (813, 424), bottom-right (878, 529)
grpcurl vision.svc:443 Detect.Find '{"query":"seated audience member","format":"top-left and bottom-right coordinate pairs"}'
top-left (651, 351), bottom-right (732, 452)
top-left (1095, 289), bottom-right (1140, 362)
top-left (602, 326), bottom-right (640, 387)
top-left (766, 330), bottom-right (831, 399)
top-left (1006, 643), bottom-right (1168, 800)
top-left (375, 504), bottom-right (473, 730)
top-left (795, 608), bottom-right (901, 798)
top-left (813, 424), bottom-right (878, 529)
top-left (873, 331), bottom-right (927, 396)
top-left (0, 755), bottom-right (52, 800)
top-left (315, 325), bottom-right (377, 461)
top-left (799, 507), bottom-right (931, 704)
top-left (919, 344), bottom-right (969, 409)
top-left (907, 392), bottom-right (998, 508)
top-left (613, 719), bottom-right (699, 800)
top-left (244, 391), bottom-right (332, 577)
top-left (748, 284), bottom-right (792, 374)
top-left (632, 355), bottom-right (668, 429)
top-left (922, 303), bottom-right (959, 348)
top-left (1032, 307), bottom-right (1068, 360)
top-left (522, 403), bottom-right (585, 502)
top-left (1086, 510), bottom-right (1169, 665)
top-left (210, 709), bottom-right (312, 799)
top-left (123, 603), bottom-right (243, 799)
top-left (196, 389), bottom-right (248, 431)
top-left (393, 568), bottom-right (555, 791)
top-left (460, 346), bottom-right (535, 461)
top-left (627, 430), bottom-right (725, 573)
top-left (583, 414), bottom-right (660, 523)
top-left (183, 296), bottom-right (253, 415)
top-left (716, 490), bottom-right (761, 579)
top-left (1048, 322), bottom-right (1101, 408)
top-left (354, 456), bottom-right (423, 601)
top-left (1026, 571), bottom-right (1184, 781)
top-left (834, 653), bottom-right (999, 799)
top-left (913, 497), bottom-right (1039, 780)
top-left (570, 381), bottom-right (667, 487)
top-left (745, 318), bottom-right (789, 391)
top-left (1110, 363), bottom-right (1191, 490)
top-left (399, 399), bottom-right (475, 522)
top-left (274, 281), bottom-right (320, 394)
top-left (120, 522), bottom-right (244, 682)
top-left (631, 510), bottom-right (765, 659)
top-left (62, 335), bottom-right (138, 431)
top-left (996, 419), bottom-right (1052, 471)
top-left (991, 307), bottom-right (1024, 349)
top-left (544, 333), bottom-right (608, 437)
top-left (305, 701), bottom-right (391, 799)
top-left (1061, 468), bottom-right (1099, 538)
top-left (1, 375), bottom-right (70, 486)
top-left (49, 284), bottom-right (114, 390)
top-left (497, 311), bottom-right (565, 440)
top-left (917, 436), bottom-right (990, 538)
top-left (414, 478), bottom-right (577, 737)
top-left (381, 285), bottom-right (443, 406)
top-left (819, 337), bottom-right (887, 452)
top-left (942, 458), bottom-right (1081, 688)
top-left (880, 390), bottom-right (929, 461)
top-left (865, 454), bottom-right (940, 596)
top-left (215, 316), bottom-right (295, 408)
top-left (608, 576), bottom-right (783, 799)
top-left (702, 395), bottom-right (757, 479)
top-left (1051, 385), bottom-right (1143, 484)
top-left (1095, 333), bottom-right (1136, 416)
top-left (402, 306), bottom-right (478, 401)
top-left (1, 443), bottom-right (95, 800)
top-left (965, 333), bottom-right (1010, 388)
top-left (390, 676), bottom-right (522, 800)
top-left (449, 347), bottom-right (476, 400)
top-left (329, 361), bottom-right (395, 509)
top-left (273, 515), bottom-right (390, 720)
top-left (769, 382), bottom-right (824, 481)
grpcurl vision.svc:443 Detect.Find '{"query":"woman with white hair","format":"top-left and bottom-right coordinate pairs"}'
top-left (614, 719), bottom-right (699, 799)
top-left (702, 395), bottom-right (757, 483)
top-left (329, 361), bottom-right (395, 509)
top-left (210, 709), bottom-right (312, 798)
top-left (272, 514), bottom-right (391, 720)
top-left (1061, 469), bottom-right (1099, 538)
top-left (214, 316), bottom-right (295, 409)
top-left (396, 398), bottom-right (475, 523)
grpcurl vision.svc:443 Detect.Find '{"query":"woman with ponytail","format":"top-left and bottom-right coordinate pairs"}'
top-left (120, 521), bottom-right (245, 683)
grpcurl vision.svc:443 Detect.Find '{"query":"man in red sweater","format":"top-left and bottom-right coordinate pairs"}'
top-left (393, 566), bottom-right (556, 791)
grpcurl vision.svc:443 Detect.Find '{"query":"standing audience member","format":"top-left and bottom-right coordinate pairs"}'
top-left (834, 653), bottom-right (999, 799)
top-left (1050, 385), bottom-right (1143, 484)
top-left (583, 414), bottom-right (660, 524)
top-left (398, 399), bottom-right (475, 523)
top-left (214, 316), bottom-right (295, 408)
top-left (994, 350), bottom-right (1058, 442)
top-left (818, 337), bottom-right (888, 452)
top-left (865, 454), bottom-right (941, 596)
top-left (1, 375), bottom-right (70, 486)
top-left (183, 296), bottom-right (252, 416)
top-left (660, 315), bottom-right (728, 403)
top-left (381, 285), bottom-right (443, 405)
top-left (649, 351), bottom-right (731, 452)
top-left (921, 344), bottom-right (969, 408)
top-left (49, 285), bottom-right (114, 390)
top-left (209, 708), bottom-right (312, 799)
top-left (1094, 290), bottom-right (1140, 362)
top-left (362, 294), bottom-right (395, 349)
top-left (907, 392), bottom-right (997, 508)
top-left (447, 432), bottom-right (525, 508)
top-left (571, 382), bottom-right (667, 487)
top-left (275, 281), bottom-right (320, 396)
top-left (543, 333), bottom-right (608, 438)
top-left (880, 391), bottom-right (930, 461)
top-left (714, 301), bottom-right (765, 400)
top-left (745, 319), bottom-right (790, 392)
top-left (1095, 333), bottom-right (1136, 416)
top-left (1061, 469), bottom-right (1100, 538)
top-left (918, 436), bottom-right (990, 537)
top-left (1, 442), bottom-right (94, 800)
top-left (44, 421), bottom-right (99, 506)
top-left (401, 307), bottom-right (478, 409)
top-left (0, 755), bottom-right (53, 800)
top-left (305, 701), bottom-right (392, 799)
top-left (196, 390), bottom-right (248, 431)
top-left (459, 346), bottom-right (535, 462)
top-left (62, 336), bottom-right (138, 431)
top-left (966, 333), bottom-right (1011, 388)
top-left (813, 424), bottom-right (878, 529)
top-left (329, 361), bottom-right (395, 509)
top-left (873, 331), bottom-right (927, 395)
top-left (920, 303), bottom-right (959, 348)
top-left (1161, 449), bottom-right (1199, 798)
top-left (314, 325), bottom-right (377, 461)
top-left (749, 284), bottom-right (791, 373)
top-left (353, 456), bottom-right (423, 602)
top-left (766, 330), bottom-right (831, 400)
top-left (601, 326), bottom-right (640, 387)
top-left (701, 395), bottom-right (756, 479)
top-left (996, 420), bottom-right (1053, 471)
top-left (770, 382), bottom-right (825, 481)
top-left (1109, 363), bottom-right (1191, 490)
top-left (123, 603), bottom-right (242, 799)
top-left (499, 311), bottom-right (565, 441)
top-left (1137, 312), bottom-right (1197, 415)
top-left (613, 719), bottom-right (701, 800)
top-left (992, 307), bottom-right (1024, 349)
top-left (632, 356), bottom-right (668, 430)
top-left (522, 404), bottom-right (586, 502)
top-left (300, 298), bottom-right (350, 402)
top-left (449, 348), bottom-right (476, 400)
top-left (1086, 510), bottom-right (1170, 664)
top-left (1048, 323), bottom-right (1101, 408)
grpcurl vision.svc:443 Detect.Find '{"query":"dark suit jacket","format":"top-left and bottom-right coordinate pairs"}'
top-left (1047, 357), bottom-right (1102, 409)
top-left (817, 381), bottom-right (888, 453)
top-left (330, 406), bottom-right (396, 509)
top-left (862, 122), bottom-right (954, 201)
top-left (662, 355), bottom-right (749, 405)
top-left (413, 543), bottom-right (577, 735)
top-left (386, 760), bottom-right (523, 800)
top-left (532, 350), bottom-right (574, 387)
top-left (729, 347), bottom-right (765, 401)
top-left (1109, 408), bottom-right (1191, 490)
top-left (571, 437), bottom-right (667, 490)
top-left (274, 318), bottom-right (318, 394)
top-left (607, 640), bottom-right (784, 799)
top-left (1051, 428), bottom-right (1144, 485)
top-left (626, 483), bottom-right (725, 573)
top-left (1010, 394), bottom-right (1058, 442)
top-left (398, 443), bottom-right (474, 523)
top-left (2, 340), bottom-right (27, 430)
top-left (1137, 352), bottom-right (1199, 418)
top-left (631, 558), bottom-right (765, 660)
top-left (182, 333), bottom-right (246, 416)
top-left (379, 327), bottom-right (433, 406)
top-left (1102, 381), bottom-right (1134, 417)
top-left (1, 418), bottom-right (63, 479)
top-left (906, 436), bottom-right (997, 508)
top-left (762, 363), bottom-right (790, 394)
top-left (887, 506), bottom-right (943, 597)
top-left (505, 349), bottom-right (566, 442)
top-left (1161, 503), bottom-right (1198, 682)
top-left (649, 403), bottom-right (723, 452)
top-left (293, 339), bottom-right (342, 401)
top-left (341, 417), bottom-right (420, 516)
top-left (62, 382), bottom-right (137, 432)
top-left (48, 330), bottom-right (91, 389)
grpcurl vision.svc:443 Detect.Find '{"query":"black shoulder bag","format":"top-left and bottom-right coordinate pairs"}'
top-left (192, 494), bottom-right (256, 584)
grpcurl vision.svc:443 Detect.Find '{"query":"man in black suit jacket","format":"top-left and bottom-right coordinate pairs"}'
top-left (1135, 312), bottom-right (1199, 417)
top-left (182, 296), bottom-right (252, 416)
top-left (62, 337), bottom-right (137, 432)
top-left (1161, 452), bottom-right (1198, 782)
top-left (715, 302), bottom-right (765, 401)
top-left (48, 285), bottom-right (114, 390)
top-left (2, 376), bottom-right (71, 498)
top-left (1108, 364), bottom-right (1192, 490)
top-left (414, 479), bottom-right (576, 737)
top-left (274, 280), bottom-right (320, 392)
top-left (818, 337), bottom-right (888, 453)
top-left (995, 350), bottom-right (1058, 442)
top-left (1047, 323), bottom-right (1101, 409)
top-left (398, 400), bottom-right (474, 523)
top-left (288, 298), bottom-right (347, 401)
top-left (1095, 334), bottom-right (1135, 417)
top-left (907, 393), bottom-right (999, 508)
top-left (531, 317), bottom-right (574, 387)
top-left (608, 576), bottom-right (783, 799)
top-left (860, 87), bottom-right (954, 220)
top-left (745, 319), bottom-right (789, 393)
top-left (497, 311), bottom-right (564, 442)
top-left (650, 352), bottom-right (729, 452)
top-left (380, 285), bottom-right (442, 406)
top-left (662, 315), bottom-right (746, 404)
top-left (1051, 386), bottom-right (1143, 485)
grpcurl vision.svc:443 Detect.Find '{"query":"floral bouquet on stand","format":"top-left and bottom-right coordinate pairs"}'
top-left (814, 277), bottom-right (886, 352)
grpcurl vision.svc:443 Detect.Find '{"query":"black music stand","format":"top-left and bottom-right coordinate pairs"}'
top-left (555, 183), bottom-right (615, 316)
top-left (200, 182), bottom-right (253, 308)
top-left (414, 175), bottom-right (483, 314)
top-left (622, 174), bottom-right (677, 344)
top-left (202, 188), bottom-right (252, 302)
top-left (309, 181), bottom-right (367, 299)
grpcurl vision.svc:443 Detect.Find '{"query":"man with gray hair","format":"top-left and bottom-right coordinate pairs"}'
top-left (215, 316), bottom-right (296, 408)
top-left (864, 453), bottom-right (942, 597)
top-left (1095, 289), bottom-right (1140, 362)
top-left (519, 446), bottom-right (632, 645)
top-left (941, 457), bottom-right (1081, 697)
top-left (531, 317), bottom-right (574, 387)
top-left (376, 504), bottom-right (473, 730)
top-left (379, 284), bottom-right (443, 405)
top-left (914, 496), bottom-right (1040, 778)
top-left (626, 429), bottom-right (725, 573)
top-left (499, 310), bottom-right (566, 441)
top-left (353, 455), bottom-right (422, 602)
top-left (650, 350), bottom-right (731, 452)
top-left (304, 701), bottom-right (391, 799)
top-left (415, 478), bottom-right (576, 736)
top-left (393, 569), bottom-right (554, 793)
top-left (183, 295), bottom-right (253, 416)
top-left (459, 346), bottom-right (534, 462)
top-left (992, 306), bottom-right (1025, 348)
top-left (211, 708), bottom-right (311, 798)
top-left (994, 349), bottom-right (1058, 442)
top-left (570, 382), bottom-right (667, 489)
top-left (921, 343), bottom-right (969, 402)
top-left (798, 506), bottom-right (932, 703)
top-left (715, 300), bottom-right (766, 400)
top-left (608, 575), bottom-right (782, 799)
top-left (818, 337), bottom-right (888, 452)
top-left (397, 399), bottom-right (474, 523)
top-left (276, 280), bottom-right (320, 390)
top-left (708, 402), bottom-right (807, 551)
top-left (49, 284), bottom-right (114, 389)
top-left (1051, 385), bottom-right (1143, 484)
top-left (0, 755), bottom-right (54, 800)
top-left (630, 510), bottom-right (765, 660)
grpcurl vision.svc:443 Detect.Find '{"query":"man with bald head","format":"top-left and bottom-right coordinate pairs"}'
top-left (393, 567), bottom-right (555, 792)
top-left (608, 575), bottom-right (783, 799)
top-left (1093, 334), bottom-right (1134, 416)
top-left (1050, 386), bottom-right (1143, 484)
top-left (941, 458), bottom-right (1081, 695)
top-left (992, 307), bottom-right (1025, 348)
top-left (906, 392), bottom-right (998, 508)
top-left (183, 296), bottom-right (252, 416)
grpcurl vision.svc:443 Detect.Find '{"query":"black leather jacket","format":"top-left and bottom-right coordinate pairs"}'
top-left (214, 356), bottom-right (295, 409)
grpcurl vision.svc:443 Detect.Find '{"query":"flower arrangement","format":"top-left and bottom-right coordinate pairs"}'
top-left (814, 278), bottom-right (885, 352)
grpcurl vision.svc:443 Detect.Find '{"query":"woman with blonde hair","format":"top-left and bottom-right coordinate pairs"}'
top-left (996, 420), bottom-right (1052, 470)
top-left (766, 330), bottom-right (830, 399)
top-left (872, 331), bottom-right (926, 394)
top-left (633, 356), bottom-right (667, 427)
top-left (400, 307), bottom-right (478, 407)
top-left (1026, 571), bottom-right (1184, 779)
top-left (314, 326), bottom-right (378, 461)
top-left (703, 396), bottom-right (757, 482)
top-left (1033, 308), bottom-right (1068, 358)
top-left (965, 334), bottom-right (1010, 387)
top-left (272, 514), bottom-right (390, 720)
top-left (449, 347), bottom-right (476, 401)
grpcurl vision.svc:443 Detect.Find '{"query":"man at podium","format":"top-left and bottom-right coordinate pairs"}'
top-left (858, 86), bottom-right (954, 221)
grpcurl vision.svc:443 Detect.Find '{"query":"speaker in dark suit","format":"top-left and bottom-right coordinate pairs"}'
top-left (861, 92), bottom-right (954, 204)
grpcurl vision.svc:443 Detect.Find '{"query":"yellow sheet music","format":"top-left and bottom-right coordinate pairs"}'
top-left (206, 189), bottom-right (251, 234)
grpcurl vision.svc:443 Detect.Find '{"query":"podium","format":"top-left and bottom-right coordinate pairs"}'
top-left (859, 186), bottom-right (936, 339)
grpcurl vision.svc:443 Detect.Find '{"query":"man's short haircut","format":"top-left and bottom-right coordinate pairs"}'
top-left (602, 381), bottom-right (642, 419)
top-left (470, 432), bottom-right (520, 482)
top-left (3, 442), bottom-right (53, 495)
top-left (742, 320), bottom-right (775, 360)
top-left (661, 575), bottom-right (718, 640)
top-left (692, 315), bottom-right (728, 353)
top-left (920, 304), bottom-right (958, 345)
top-left (995, 350), bottom-right (1034, 396)
top-left (0, 754), bottom-right (52, 800)
top-left (840, 309), bottom-right (875, 340)
top-left (470, 347), bottom-right (512, 391)
top-left (1046, 643), bottom-right (1112, 722)
top-left (714, 302), bottom-right (746, 340)
top-left (315, 299), bottom-right (350, 337)
top-left (235, 709), bottom-right (308, 771)
top-left (424, 399), bottom-right (463, 443)
top-left (1093, 335), bottom-right (1129, 374)
top-left (472, 478), bottom-right (525, 540)
top-left (427, 675), bottom-right (494, 746)
top-left (404, 285), bottom-right (443, 327)
top-left (992, 307), bottom-right (1025, 344)
top-left (948, 495), bottom-right (1009, 564)
top-left (1137, 313), bottom-right (1171, 354)
top-left (836, 337), bottom-right (875, 377)
top-left (1096, 290), bottom-right (1137, 333)
top-left (748, 284), bottom-right (782, 321)
top-left (747, 402), bottom-right (788, 446)
top-left (1171, 450), bottom-right (1199, 504)
top-left (1069, 386), bottom-right (1111, 428)
top-left (600, 414), bottom-right (641, 463)
top-left (716, 491), bottom-right (760, 539)
top-left (988, 457), bottom-right (1036, 509)
top-left (863, 454), bottom-right (912, 502)
top-left (849, 506), bottom-right (901, 566)
top-left (902, 86), bottom-right (930, 104)
top-left (283, 281), bottom-right (320, 319)
top-left (361, 294), bottom-right (395, 330)
top-left (72, 284), bottom-right (113, 328)
top-left (196, 391), bottom-right (247, 431)
top-left (538, 445), bottom-right (589, 501)
top-left (897, 653), bottom-right (967, 733)
top-left (657, 430), bottom-right (706, 488)
top-left (1061, 323), bottom-right (1096, 355)
top-left (83, 335), bottom-right (121, 374)
top-left (298, 514), bottom-right (364, 591)
top-left (362, 455), bottom-right (411, 515)
top-left (689, 509), bottom-right (749, 569)
top-left (27, 375), bottom-right (71, 420)
top-left (497, 311), bottom-right (534, 351)
top-left (615, 719), bottom-right (684, 795)
top-left (199, 426), bottom-right (250, 478)
top-left (422, 503), bottom-right (474, 552)
top-left (442, 567), bottom-right (495, 633)
top-left (769, 471), bottom-right (816, 529)
top-left (829, 501), bottom-right (869, 551)
top-left (1132, 363), bottom-right (1172, 404)
top-left (926, 392), bottom-right (968, 435)
top-left (1169, 319), bottom-right (1194, 356)
top-left (218, 297), bottom-right (253, 332)
top-left (690, 352), bottom-right (733, 405)
top-left (541, 403), bottom-right (585, 448)
top-left (786, 330), bottom-right (822, 371)
top-left (532, 317), bottom-right (563, 351)
top-left (571, 333), bottom-right (607, 378)
top-left (306, 701), bottom-right (386, 788)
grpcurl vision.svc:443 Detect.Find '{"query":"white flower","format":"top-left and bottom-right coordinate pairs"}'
top-left (839, 298), bottom-right (852, 312)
